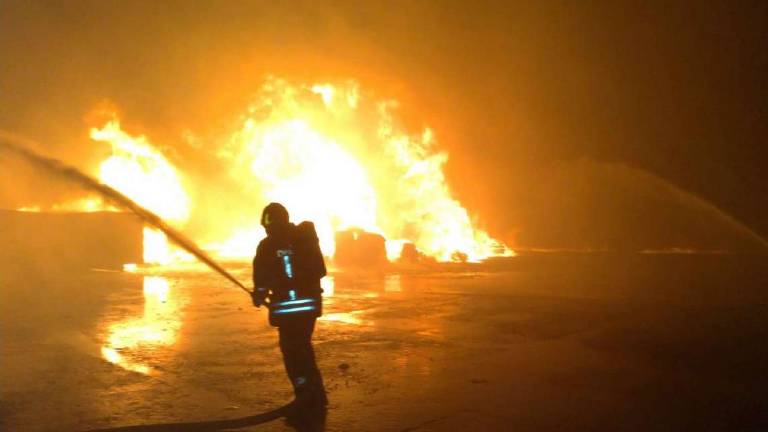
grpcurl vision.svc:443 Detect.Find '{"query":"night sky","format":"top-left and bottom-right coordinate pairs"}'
top-left (1, 1), bottom-right (766, 250)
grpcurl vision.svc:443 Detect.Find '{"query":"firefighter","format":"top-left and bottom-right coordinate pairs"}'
top-left (251, 202), bottom-right (328, 412)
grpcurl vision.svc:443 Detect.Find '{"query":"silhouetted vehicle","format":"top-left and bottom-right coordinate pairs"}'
top-left (252, 203), bottom-right (328, 420)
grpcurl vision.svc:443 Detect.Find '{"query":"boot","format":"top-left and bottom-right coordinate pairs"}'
top-left (313, 385), bottom-right (328, 407)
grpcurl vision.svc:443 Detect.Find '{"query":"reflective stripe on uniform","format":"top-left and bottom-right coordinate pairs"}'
top-left (273, 305), bottom-right (316, 315)
top-left (275, 298), bottom-right (315, 307)
top-left (279, 252), bottom-right (294, 279)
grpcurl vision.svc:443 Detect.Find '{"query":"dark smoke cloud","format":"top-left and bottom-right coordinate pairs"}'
top-left (1, 1), bottom-right (766, 250)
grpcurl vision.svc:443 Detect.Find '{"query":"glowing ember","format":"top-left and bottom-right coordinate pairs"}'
top-left (17, 198), bottom-right (114, 213)
top-left (53, 197), bottom-right (112, 212)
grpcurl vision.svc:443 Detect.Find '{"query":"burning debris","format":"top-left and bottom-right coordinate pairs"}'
top-left (397, 242), bottom-right (430, 264)
top-left (217, 78), bottom-right (511, 262)
top-left (334, 229), bottom-right (388, 268)
top-left (0, 131), bottom-right (249, 292)
top-left (9, 77), bottom-right (512, 266)
top-left (90, 118), bottom-right (192, 264)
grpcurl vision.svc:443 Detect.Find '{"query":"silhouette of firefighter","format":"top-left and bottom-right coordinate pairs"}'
top-left (251, 202), bottom-right (328, 415)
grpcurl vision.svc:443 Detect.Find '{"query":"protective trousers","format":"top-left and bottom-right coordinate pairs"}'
top-left (278, 316), bottom-right (326, 404)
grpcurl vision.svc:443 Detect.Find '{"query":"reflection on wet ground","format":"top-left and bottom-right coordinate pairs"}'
top-left (320, 310), bottom-right (372, 327)
top-left (100, 276), bottom-right (184, 375)
top-left (2, 255), bottom-right (768, 431)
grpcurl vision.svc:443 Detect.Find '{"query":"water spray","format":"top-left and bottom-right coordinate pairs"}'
top-left (0, 130), bottom-right (252, 294)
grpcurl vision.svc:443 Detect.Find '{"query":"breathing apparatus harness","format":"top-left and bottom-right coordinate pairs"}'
top-left (252, 203), bottom-right (322, 323)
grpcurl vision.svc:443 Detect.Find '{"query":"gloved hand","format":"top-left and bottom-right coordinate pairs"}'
top-left (251, 288), bottom-right (267, 308)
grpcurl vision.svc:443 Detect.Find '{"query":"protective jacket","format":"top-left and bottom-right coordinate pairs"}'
top-left (252, 221), bottom-right (326, 326)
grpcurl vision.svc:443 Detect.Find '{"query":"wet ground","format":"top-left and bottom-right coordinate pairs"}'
top-left (2, 253), bottom-right (767, 431)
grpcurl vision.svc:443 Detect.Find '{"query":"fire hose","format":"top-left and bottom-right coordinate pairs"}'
top-left (0, 130), bottom-right (252, 295)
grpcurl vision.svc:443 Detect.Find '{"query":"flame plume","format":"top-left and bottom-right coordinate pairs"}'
top-left (11, 77), bottom-right (511, 264)
top-left (90, 119), bottom-right (192, 264)
top-left (214, 78), bottom-right (510, 261)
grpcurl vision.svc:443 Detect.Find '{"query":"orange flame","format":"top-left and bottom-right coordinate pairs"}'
top-left (90, 118), bottom-right (193, 264)
top-left (215, 78), bottom-right (510, 261)
top-left (20, 77), bottom-right (510, 264)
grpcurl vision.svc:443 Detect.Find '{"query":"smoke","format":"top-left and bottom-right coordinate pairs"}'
top-left (492, 159), bottom-right (768, 252)
top-left (0, 130), bottom-right (250, 292)
top-left (1, 2), bottom-right (766, 249)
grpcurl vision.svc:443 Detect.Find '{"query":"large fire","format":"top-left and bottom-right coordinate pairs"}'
top-left (25, 77), bottom-right (511, 263)
top-left (210, 78), bottom-right (510, 262)
top-left (90, 120), bottom-right (192, 264)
